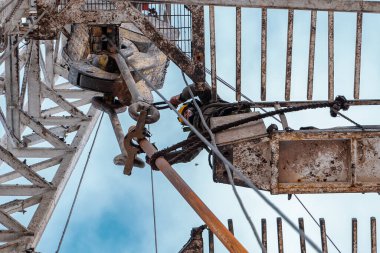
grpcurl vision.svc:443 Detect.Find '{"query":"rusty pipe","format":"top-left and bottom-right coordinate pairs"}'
top-left (139, 138), bottom-right (248, 253)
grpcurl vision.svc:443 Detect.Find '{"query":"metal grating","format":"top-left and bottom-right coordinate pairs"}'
top-left (137, 3), bottom-right (192, 57)
top-left (57, 0), bottom-right (116, 11)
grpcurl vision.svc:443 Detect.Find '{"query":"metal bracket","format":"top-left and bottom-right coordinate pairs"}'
top-left (123, 110), bottom-right (148, 175)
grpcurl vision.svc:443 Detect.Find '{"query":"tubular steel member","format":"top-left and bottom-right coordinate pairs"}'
top-left (139, 138), bottom-right (248, 253)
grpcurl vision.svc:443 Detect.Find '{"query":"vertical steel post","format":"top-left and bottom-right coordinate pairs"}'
top-left (228, 219), bottom-right (234, 235)
top-left (285, 9), bottom-right (294, 101)
top-left (307, 10), bottom-right (317, 100)
top-left (320, 218), bottom-right (328, 253)
top-left (354, 12), bottom-right (363, 99)
top-left (299, 218), bottom-right (306, 253)
top-left (5, 35), bottom-right (20, 147)
top-left (352, 218), bottom-right (357, 253)
top-left (371, 217), bottom-right (377, 253)
top-left (328, 11), bottom-right (334, 101)
top-left (139, 138), bottom-right (248, 253)
top-left (28, 40), bottom-right (41, 118)
top-left (208, 229), bottom-right (214, 253)
top-left (261, 8), bottom-right (267, 101)
top-left (261, 218), bottom-right (267, 253)
top-left (209, 5), bottom-right (217, 101)
top-left (236, 7), bottom-right (241, 101)
top-left (277, 217), bottom-right (284, 253)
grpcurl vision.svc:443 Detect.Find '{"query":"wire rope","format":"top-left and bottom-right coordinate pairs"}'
top-left (148, 125), bottom-right (159, 253)
top-left (294, 195), bottom-right (342, 253)
top-left (113, 44), bottom-right (322, 253)
top-left (55, 112), bottom-right (104, 253)
top-left (181, 72), bottom-right (266, 252)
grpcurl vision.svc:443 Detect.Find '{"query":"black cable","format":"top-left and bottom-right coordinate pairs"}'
top-left (55, 112), bottom-right (104, 253)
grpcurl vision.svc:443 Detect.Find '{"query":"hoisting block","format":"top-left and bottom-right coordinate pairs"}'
top-left (211, 112), bottom-right (380, 194)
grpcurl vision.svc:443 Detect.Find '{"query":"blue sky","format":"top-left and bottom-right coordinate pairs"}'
top-left (14, 5), bottom-right (380, 253)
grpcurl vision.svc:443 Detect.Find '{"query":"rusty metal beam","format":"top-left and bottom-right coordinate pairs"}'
top-left (285, 9), bottom-right (294, 101)
top-left (320, 218), bottom-right (328, 253)
top-left (371, 217), bottom-right (376, 253)
top-left (261, 219), bottom-right (267, 253)
top-left (209, 5), bottom-right (217, 101)
top-left (135, 0), bottom-right (380, 13)
top-left (299, 218), bottom-right (306, 253)
top-left (352, 218), bottom-right (357, 253)
top-left (277, 217), bottom-right (284, 253)
top-left (307, 10), bottom-right (317, 100)
top-left (139, 138), bottom-right (248, 253)
top-left (354, 12), bottom-right (363, 99)
top-left (261, 8), bottom-right (267, 101)
top-left (236, 7), bottom-right (241, 101)
top-left (328, 11), bottom-right (334, 101)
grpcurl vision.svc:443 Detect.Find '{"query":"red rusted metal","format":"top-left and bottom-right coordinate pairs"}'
top-left (139, 138), bottom-right (248, 253)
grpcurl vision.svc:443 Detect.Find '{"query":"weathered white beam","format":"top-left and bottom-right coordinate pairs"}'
top-left (55, 89), bottom-right (100, 99)
top-left (41, 97), bottom-right (91, 117)
top-left (27, 106), bottom-right (101, 249)
top-left (0, 156), bottom-right (62, 183)
top-left (35, 116), bottom-right (89, 126)
top-left (0, 210), bottom-right (28, 232)
top-left (23, 126), bottom-right (67, 146)
top-left (19, 111), bottom-right (68, 148)
top-left (54, 82), bottom-right (74, 89)
top-left (28, 40), bottom-right (41, 118)
top-left (136, 0), bottom-right (380, 13)
top-left (0, 144), bottom-right (52, 187)
top-left (54, 64), bottom-right (69, 80)
top-left (41, 85), bottom-right (86, 118)
top-left (9, 148), bottom-right (71, 158)
top-left (0, 231), bottom-right (32, 243)
top-left (0, 107), bottom-right (22, 146)
top-left (0, 195), bottom-right (43, 214)
top-left (0, 186), bottom-right (51, 196)
top-left (45, 41), bottom-right (54, 88)
top-left (5, 35), bottom-right (21, 146)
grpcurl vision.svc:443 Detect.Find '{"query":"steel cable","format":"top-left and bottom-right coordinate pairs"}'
top-left (181, 72), bottom-right (266, 252)
top-left (112, 44), bottom-right (323, 252)
top-left (55, 112), bottom-right (104, 253)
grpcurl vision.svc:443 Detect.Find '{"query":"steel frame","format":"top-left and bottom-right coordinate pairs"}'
top-left (0, 35), bottom-right (101, 252)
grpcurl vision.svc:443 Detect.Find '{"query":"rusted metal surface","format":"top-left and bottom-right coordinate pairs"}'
top-left (191, 5), bottom-right (206, 90)
top-left (236, 7), bottom-right (241, 101)
top-left (231, 99), bottom-right (380, 107)
top-left (278, 139), bottom-right (351, 183)
top-left (213, 121), bottom-right (380, 194)
top-left (179, 225), bottom-right (206, 253)
top-left (261, 8), bottom-right (267, 101)
top-left (277, 217), bottom-right (284, 253)
top-left (285, 9), bottom-right (294, 101)
top-left (228, 219), bottom-right (234, 235)
top-left (135, 0), bottom-right (380, 13)
top-left (261, 218), bottom-right (267, 253)
top-left (328, 11), bottom-right (334, 101)
top-left (208, 229), bottom-right (214, 253)
top-left (140, 138), bottom-right (249, 253)
top-left (320, 218), bottom-right (328, 253)
top-left (371, 217), bottom-right (376, 253)
top-left (307, 10), bottom-right (317, 100)
top-left (209, 5), bottom-right (217, 101)
top-left (299, 218), bottom-right (306, 253)
top-left (354, 12), bottom-right (362, 99)
top-left (352, 218), bottom-right (357, 253)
